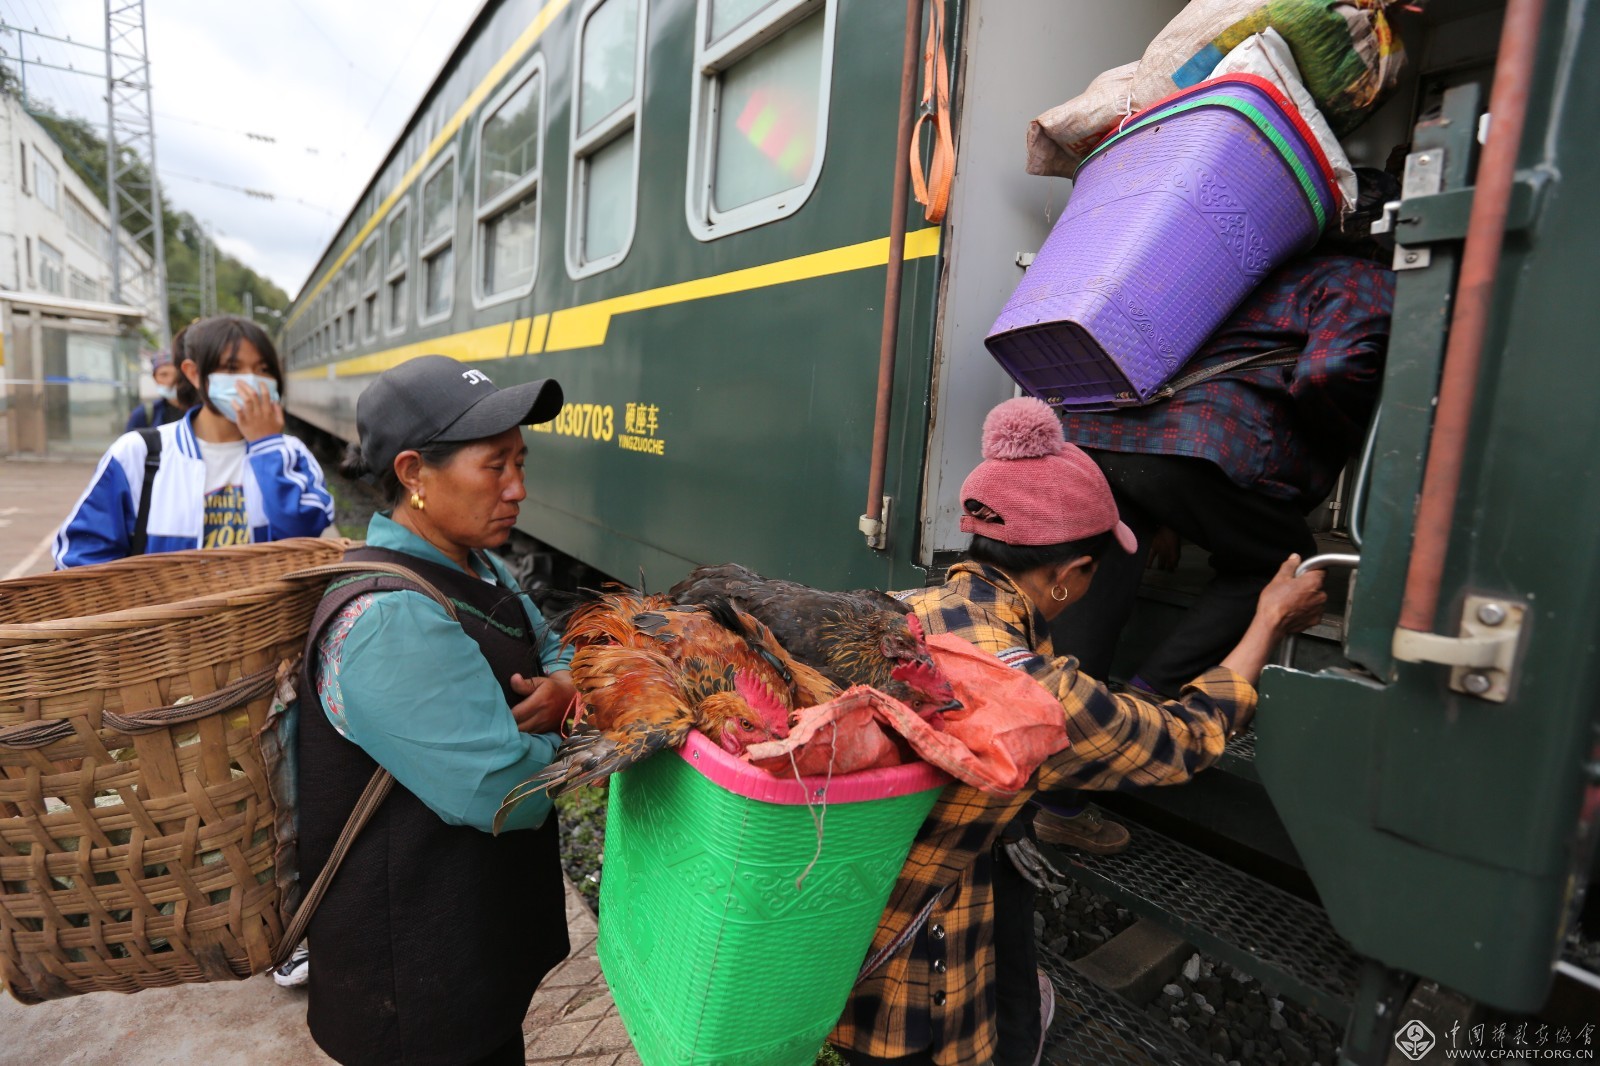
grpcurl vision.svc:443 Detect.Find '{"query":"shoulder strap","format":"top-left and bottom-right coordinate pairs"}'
top-left (855, 884), bottom-right (950, 987)
top-left (270, 559), bottom-right (458, 969)
top-left (130, 427), bottom-right (163, 556)
top-left (1110, 346), bottom-right (1303, 409)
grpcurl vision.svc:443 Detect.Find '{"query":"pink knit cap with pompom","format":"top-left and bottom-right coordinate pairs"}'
top-left (959, 397), bottom-right (1137, 553)
top-left (981, 397), bottom-right (1070, 460)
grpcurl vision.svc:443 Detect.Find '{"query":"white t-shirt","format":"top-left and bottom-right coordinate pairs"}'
top-left (198, 438), bottom-right (250, 548)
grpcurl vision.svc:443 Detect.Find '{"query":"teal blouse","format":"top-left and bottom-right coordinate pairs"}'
top-left (313, 513), bottom-right (573, 833)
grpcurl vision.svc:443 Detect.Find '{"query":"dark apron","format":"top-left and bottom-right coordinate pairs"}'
top-left (296, 545), bottom-right (569, 1066)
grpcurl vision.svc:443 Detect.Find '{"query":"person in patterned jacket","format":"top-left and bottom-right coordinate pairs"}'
top-left (832, 398), bottom-right (1327, 1066)
top-left (1054, 168), bottom-right (1401, 704)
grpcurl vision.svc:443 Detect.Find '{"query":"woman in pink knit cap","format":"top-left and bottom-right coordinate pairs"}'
top-left (834, 397), bottom-right (1326, 1066)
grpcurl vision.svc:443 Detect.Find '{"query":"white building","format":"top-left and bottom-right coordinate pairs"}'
top-left (0, 91), bottom-right (162, 455)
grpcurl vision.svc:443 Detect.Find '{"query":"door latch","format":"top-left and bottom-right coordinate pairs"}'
top-left (1392, 595), bottom-right (1527, 703)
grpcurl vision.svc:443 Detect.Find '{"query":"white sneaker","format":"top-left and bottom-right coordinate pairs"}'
top-left (272, 943), bottom-right (310, 988)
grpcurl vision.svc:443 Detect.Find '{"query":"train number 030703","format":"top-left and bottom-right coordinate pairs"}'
top-left (536, 403), bottom-right (615, 441)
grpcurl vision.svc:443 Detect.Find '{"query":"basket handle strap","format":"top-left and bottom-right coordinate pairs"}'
top-left (269, 556), bottom-right (462, 969)
top-left (280, 560), bottom-right (461, 622)
top-left (1107, 346), bottom-right (1304, 409)
top-left (273, 764), bottom-right (395, 968)
top-left (855, 884), bottom-right (949, 987)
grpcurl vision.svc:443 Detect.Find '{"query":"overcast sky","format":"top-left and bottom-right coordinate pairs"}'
top-left (1, 0), bottom-right (479, 296)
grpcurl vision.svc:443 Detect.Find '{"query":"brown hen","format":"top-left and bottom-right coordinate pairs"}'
top-left (497, 590), bottom-right (838, 818)
top-left (668, 563), bottom-right (960, 716)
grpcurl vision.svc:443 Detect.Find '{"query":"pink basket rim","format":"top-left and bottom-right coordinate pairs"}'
top-left (676, 729), bottom-right (951, 806)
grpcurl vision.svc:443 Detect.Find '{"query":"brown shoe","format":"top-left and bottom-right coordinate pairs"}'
top-left (1033, 806), bottom-right (1130, 854)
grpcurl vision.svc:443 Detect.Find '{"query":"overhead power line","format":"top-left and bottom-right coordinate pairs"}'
top-left (363, 0), bottom-right (448, 128)
top-left (154, 109), bottom-right (344, 158)
top-left (285, 0), bottom-right (381, 84)
top-left (163, 170), bottom-right (338, 217)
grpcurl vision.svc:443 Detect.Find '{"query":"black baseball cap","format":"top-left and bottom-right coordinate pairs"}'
top-left (357, 355), bottom-right (563, 476)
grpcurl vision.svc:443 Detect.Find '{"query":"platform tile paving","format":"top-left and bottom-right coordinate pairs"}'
top-left (523, 881), bottom-right (642, 1065)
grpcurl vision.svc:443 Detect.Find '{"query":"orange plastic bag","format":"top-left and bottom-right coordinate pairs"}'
top-left (746, 633), bottom-right (1069, 794)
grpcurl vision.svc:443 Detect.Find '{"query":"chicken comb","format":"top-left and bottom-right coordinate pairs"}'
top-left (888, 656), bottom-right (956, 709)
top-left (733, 669), bottom-right (789, 722)
top-left (905, 612), bottom-right (926, 643)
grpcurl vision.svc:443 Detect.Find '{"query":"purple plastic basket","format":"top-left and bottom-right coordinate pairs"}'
top-left (985, 103), bottom-right (1322, 409)
top-left (1123, 82), bottom-right (1336, 220)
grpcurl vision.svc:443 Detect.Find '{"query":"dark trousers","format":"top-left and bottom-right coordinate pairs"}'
top-left (1051, 451), bottom-right (1316, 698)
top-left (467, 1031), bottom-right (525, 1066)
top-left (992, 814), bottom-right (1043, 1066)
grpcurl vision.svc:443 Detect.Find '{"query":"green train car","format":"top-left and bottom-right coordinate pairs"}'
top-left (282, 0), bottom-right (1600, 1061)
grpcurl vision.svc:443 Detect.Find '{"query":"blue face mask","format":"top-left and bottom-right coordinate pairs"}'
top-left (207, 373), bottom-right (280, 421)
top-left (156, 384), bottom-right (179, 402)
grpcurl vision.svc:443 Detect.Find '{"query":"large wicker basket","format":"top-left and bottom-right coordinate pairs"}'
top-left (0, 538), bottom-right (348, 1003)
top-left (0, 538), bottom-right (345, 626)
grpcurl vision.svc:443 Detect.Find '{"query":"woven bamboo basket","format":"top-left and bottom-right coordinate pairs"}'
top-left (0, 537), bottom-right (345, 626)
top-left (0, 538), bottom-right (349, 1003)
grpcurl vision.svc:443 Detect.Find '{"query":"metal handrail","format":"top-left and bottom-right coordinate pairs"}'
top-left (1278, 554), bottom-right (1363, 667)
top-left (1348, 409), bottom-right (1381, 549)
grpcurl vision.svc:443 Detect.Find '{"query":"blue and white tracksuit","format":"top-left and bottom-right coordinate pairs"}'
top-left (53, 409), bottom-right (335, 568)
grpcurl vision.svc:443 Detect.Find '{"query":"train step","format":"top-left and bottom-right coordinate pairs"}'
top-left (1039, 819), bottom-right (1363, 1025)
top-left (1039, 943), bottom-right (1215, 1066)
top-left (1215, 728), bottom-right (1258, 783)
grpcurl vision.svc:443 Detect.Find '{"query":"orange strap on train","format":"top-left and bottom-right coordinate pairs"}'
top-left (909, 0), bottom-right (955, 224)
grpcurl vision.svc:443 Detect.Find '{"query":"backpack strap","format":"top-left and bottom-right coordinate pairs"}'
top-left (130, 426), bottom-right (162, 556)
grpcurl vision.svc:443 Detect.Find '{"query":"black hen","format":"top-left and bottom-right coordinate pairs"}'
top-left (667, 563), bottom-right (958, 715)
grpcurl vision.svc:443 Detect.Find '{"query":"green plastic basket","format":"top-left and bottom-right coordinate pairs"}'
top-left (597, 730), bottom-right (949, 1066)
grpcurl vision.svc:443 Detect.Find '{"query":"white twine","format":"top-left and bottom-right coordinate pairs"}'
top-left (788, 719), bottom-right (839, 893)
top-left (1115, 87), bottom-right (1137, 132)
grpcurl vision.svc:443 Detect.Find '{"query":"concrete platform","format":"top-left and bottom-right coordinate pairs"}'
top-left (0, 456), bottom-right (99, 579)
top-left (1, 881), bottom-right (639, 1065)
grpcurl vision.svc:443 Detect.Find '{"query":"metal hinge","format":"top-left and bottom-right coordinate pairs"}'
top-left (1389, 147), bottom-right (1445, 271)
top-left (1391, 595), bottom-right (1527, 702)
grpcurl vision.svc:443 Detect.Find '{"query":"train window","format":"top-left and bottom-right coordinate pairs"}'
top-left (341, 262), bottom-right (358, 350)
top-left (475, 60), bottom-right (544, 305)
top-left (385, 202), bottom-right (410, 335)
top-left (709, 0), bottom-right (770, 40)
top-left (567, 0), bottom-right (646, 278)
top-left (686, 0), bottom-right (836, 240)
top-left (420, 152), bottom-right (457, 323)
top-left (361, 237), bottom-right (380, 343)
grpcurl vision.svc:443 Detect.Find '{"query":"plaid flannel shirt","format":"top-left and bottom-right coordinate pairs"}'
top-left (1062, 255), bottom-right (1395, 505)
top-left (832, 562), bottom-right (1255, 1064)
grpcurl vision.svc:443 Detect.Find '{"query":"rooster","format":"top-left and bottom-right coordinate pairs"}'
top-left (668, 563), bottom-right (961, 717)
top-left (496, 590), bottom-right (838, 818)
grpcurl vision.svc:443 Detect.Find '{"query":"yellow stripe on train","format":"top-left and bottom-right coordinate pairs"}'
top-left (289, 227), bottom-right (942, 382)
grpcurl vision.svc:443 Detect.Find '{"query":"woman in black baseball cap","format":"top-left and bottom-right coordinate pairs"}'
top-left (290, 355), bottom-right (571, 1066)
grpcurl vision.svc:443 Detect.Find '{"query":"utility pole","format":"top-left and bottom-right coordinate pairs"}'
top-left (198, 226), bottom-right (216, 316)
top-left (103, 0), bottom-right (169, 345)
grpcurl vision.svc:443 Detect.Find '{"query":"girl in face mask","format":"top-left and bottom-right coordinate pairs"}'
top-left (53, 315), bottom-right (335, 567)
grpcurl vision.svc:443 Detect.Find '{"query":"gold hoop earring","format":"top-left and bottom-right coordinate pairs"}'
top-left (1050, 585), bottom-right (1068, 602)
top-left (409, 492), bottom-right (425, 512)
